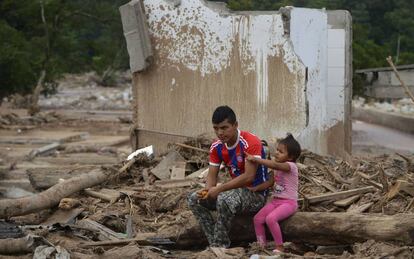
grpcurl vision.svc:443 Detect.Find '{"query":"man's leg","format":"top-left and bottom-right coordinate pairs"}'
top-left (214, 188), bottom-right (266, 248)
top-left (187, 191), bottom-right (217, 245)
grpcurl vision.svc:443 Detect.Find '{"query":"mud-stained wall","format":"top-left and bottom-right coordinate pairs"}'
top-left (135, 0), bottom-right (306, 140)
top-left (126, 0), bottom-right (351, 157)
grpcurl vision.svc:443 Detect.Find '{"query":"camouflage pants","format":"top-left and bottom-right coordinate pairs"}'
top-left (187, 188), bottom-right (266, 248)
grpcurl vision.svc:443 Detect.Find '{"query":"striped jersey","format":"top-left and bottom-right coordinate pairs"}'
top-left (209, 130), bottom-right (268, 189)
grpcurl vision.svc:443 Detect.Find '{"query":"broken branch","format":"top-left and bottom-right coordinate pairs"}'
top-left (0, 168), bottom-right (111, 218)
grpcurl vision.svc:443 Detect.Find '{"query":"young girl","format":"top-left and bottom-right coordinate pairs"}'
top-left (245, 134), bottom-right (301, 253)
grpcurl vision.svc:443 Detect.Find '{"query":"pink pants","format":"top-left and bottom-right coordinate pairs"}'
top-left (253, 198), bottom-right (298, 245)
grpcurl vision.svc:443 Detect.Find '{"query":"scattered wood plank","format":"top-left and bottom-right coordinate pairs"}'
top-left (170, 161), bottom-right (186, 180)
top-left (173, 143), bottom-right (209, 153)
top-left (378, 164), bottom-right (389, 192)
top-left (78, 233), bottom-right (161, 247)
top-left (77, 219), bottom-right (125, 241)
top-left (356, 171), bottom-right (383, 189)
top-left (210, 247), bottom-right (233, 259)
top-left (0, 168), bottom-right (110, 218)
top-left (386, 180), bottom-right (414, 200)
top-left (186, 167), bottom-right (208, 179)
top-left (301, 174), bottom-right (337, 193)
top-left (333, 195), bottom-right (360, 207)
top-left (84, 188), bottom-right (121, 203)
top-left (405, 198), bottom-right (414, 212)
top-left (151, 151), bottom-right (186, 180)
top-left (298, 186), bottom-right (375, 204)
top-left (26, 142), bottom-right (60, 160)
top-left (347, 202), bottom-right (374, 213)
top-left (42, 208), bottom-right (84, 226)
top-left (323, 166), bottom-right (351, 185)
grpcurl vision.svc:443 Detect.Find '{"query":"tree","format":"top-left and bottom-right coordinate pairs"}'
top-left (0, 0), bottom-right (129, 104)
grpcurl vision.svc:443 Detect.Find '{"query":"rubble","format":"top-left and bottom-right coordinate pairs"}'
top-left (353, 97), bottom-right (414, 116)
top-left (0, 110), bottom-right (413, 258)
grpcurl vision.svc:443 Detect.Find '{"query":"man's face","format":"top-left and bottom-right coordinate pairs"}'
top-left (213, 119), bottom-right (238, 144)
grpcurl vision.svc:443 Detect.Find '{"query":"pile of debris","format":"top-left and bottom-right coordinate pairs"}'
top-left (353, 97), bottom-right (414, 116)
top-left (0, 134), bottom-right (413, 258)
top-left (0, 112), bottom-right (63, 128)
top-left (4, 72), bottom-right (133, 111)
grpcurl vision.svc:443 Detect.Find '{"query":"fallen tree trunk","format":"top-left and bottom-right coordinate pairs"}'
top-left (27, 165), bottom-right (97, 190)
top-left (281, 212), bottom-right (414, 245)
top-left (158, 212), bottom-right (414, 248)
top-left (0, 168), bottom-right (110, 218)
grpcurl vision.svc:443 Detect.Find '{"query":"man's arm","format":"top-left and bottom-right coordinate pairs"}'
top-left (249, 171), bottom-right (274, 192)
top-left (246, 153), bottom-right (290, 172)
top-left (197, 165), bottom-right (220, 199)
top-left (214, 160), bottom-right (257, 193)
top-left (206, 165), bottom-right (220, 189)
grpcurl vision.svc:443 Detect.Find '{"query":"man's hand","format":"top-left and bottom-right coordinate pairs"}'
top-left (247, 186), bottom-right (259, 192)
top-left (206, 186), bottom-right (220, 200)
top-left (197, 189), bottom-right (209, 199)
top-left (245, 151), bottom-right (258, 163)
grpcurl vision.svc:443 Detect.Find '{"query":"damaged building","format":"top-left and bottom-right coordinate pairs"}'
top-left (120, 0), bottom-right (352, 158)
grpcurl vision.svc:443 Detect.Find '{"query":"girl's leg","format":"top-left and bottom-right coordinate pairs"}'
top-left (253, 199), bottom-right (277, 246)
top-left (265, 200), bottom-right (298, 247)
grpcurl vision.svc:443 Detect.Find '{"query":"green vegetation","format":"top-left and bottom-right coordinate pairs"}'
top-left (1, 0), bottom-right (413, 100)
top-left (0, 0), bottom-right (129, 101)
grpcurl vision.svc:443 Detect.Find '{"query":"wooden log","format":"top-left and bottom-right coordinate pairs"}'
top-left (157, 212), bottom-right (414, 247)
top-left (282, 212), bottom-right (414, 246)
top-left (27, 165), bottom-right (97, 190)
top-left (0, 168), bottom-right (110, 218)
top-left (0, 236), bottom-right (34, 254)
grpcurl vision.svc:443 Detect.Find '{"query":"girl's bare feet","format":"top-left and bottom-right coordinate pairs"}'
top-left (273, 244), bottom-right (284, 253)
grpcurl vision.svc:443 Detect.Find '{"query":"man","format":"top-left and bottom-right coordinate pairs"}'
top-left (187, 105), bottom-right (268, 248)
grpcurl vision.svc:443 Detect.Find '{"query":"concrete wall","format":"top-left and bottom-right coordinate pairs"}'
top-left (123, 0), bottom-right (352, 157)
top-left (362, 69), bottom-right (414, 99)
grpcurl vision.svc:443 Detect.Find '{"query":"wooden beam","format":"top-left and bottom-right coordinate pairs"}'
top-left (173, 143), bottom-right (209, 154)
top-left (299, 186), bottom-right (375, 204)
top-left (333, 195), bottom-right (360, 207)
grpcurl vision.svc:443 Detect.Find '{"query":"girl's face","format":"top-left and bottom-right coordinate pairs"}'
top-left (275, 143), bottom-right (290, 162)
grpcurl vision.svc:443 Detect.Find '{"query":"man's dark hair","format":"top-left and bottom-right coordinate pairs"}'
top-left (279, 133), bottom-right (301, 162)
top-left (212, 105), bottom-right (237, 124)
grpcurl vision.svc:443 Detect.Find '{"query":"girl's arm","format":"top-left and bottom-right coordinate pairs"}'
top-left (245, 152), bottom-right (291, 172)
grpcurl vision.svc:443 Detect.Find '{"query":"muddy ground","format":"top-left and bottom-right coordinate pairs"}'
top-left (0, 73), bottom-right (413, 258)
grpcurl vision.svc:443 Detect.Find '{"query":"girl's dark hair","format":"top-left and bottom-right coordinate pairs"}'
top-left (278, 133), bottom-right (301, 162)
